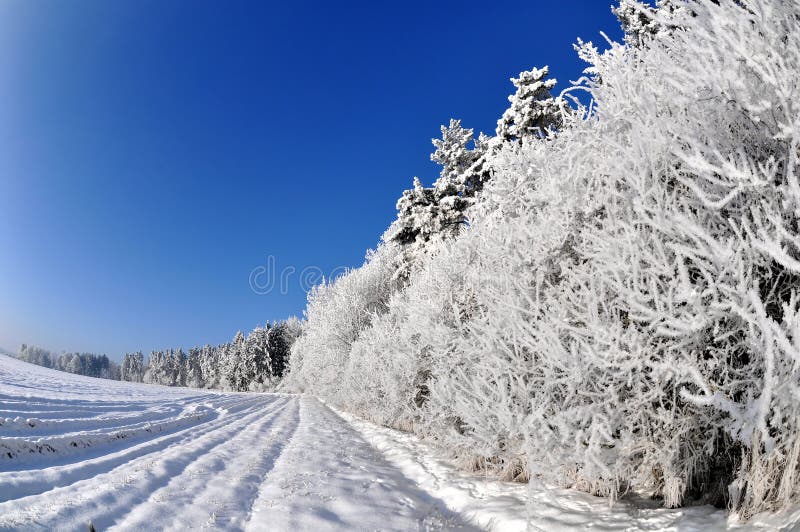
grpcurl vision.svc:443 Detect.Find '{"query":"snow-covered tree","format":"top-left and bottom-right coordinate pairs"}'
top-left (285, 0), bottom-right (800, 520)
top-left (172, 349), bottom-right (187, 387)
top-left (143, 351), bottom-right (160, 385)
top-left (431, 118), bottom-right (489, 197)
top-left (243, 326), bottom-right (271, 389)
top-left (185, 347), bottom-right (204, 388)
top-left (496, 66), bottom-right (566, 142)
top-left (612, 0), bottom-right (686, 47)
top-left (199, 344), bottom-right (220, 388)
top-left (382, 177), bottom-right (439, 278)
top-left (384, 120), bottom-right (491, 281)
top-left (121, 352), bottom-right (145, 382)
top-left (220, 332), bottom-right (247, 391)
top-left (284, 244), bottom-right (401, 395)
top-left (18, 344), bottom-right (54, 368)
top-left (268, 317), bottom-right (303, 379)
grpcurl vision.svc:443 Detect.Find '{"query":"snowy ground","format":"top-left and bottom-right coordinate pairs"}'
top-left (336, 410), bottom-right (800, 532)
top-left (1, 354), bottom-right (798, 531)
top-left (0, 355), bottom-right (478, 531)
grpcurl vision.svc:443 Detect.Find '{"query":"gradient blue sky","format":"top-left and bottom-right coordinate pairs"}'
top-left (0, 1), bottom-right (625, 359)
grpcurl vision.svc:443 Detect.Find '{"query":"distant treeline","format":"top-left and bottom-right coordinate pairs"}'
top-left (120, 318), bottom-right (302, 391)
top-left (18, 317), bottom-right (302, 392)
top-left (18, 344), bottom-right (120, 380)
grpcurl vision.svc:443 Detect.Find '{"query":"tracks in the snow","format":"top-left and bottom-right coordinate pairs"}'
top-left (0, 356), bottom-right (481, 531)
top-left (0, 389), bottom-right (302, 531)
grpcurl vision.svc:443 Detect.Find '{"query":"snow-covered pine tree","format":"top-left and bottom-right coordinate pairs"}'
top-left (244, 326), bottom-right (271, 389)
top-left (612, 0), bottom-right (686, 47)
top-left (162, 348), bottom-right (177, 386)
top-left (273, 317), bottom-right (303, 379)
top-left (173, 348), bottom-right (187, 387)
top-left (431, 119), bottom-right (486, 197)
top-left (143, 350), bottom-right (162, 385)
top-left (385, 178), bottom-right (436, 249)
top-left (219, 343), bottom-right (235, 391)
top-left (384, 120), bottom-right (489, 281)
top-left (130, 351), bottom-right (144, 382)
top-left (382, 177), bottom-right (442, 282)
top-left (185, 347), bottom-right (204, 388)
top-left (251, 325), bottom-right (272, 384)
top-left (121, 353), bottom-right (134, 381)
top-left (496, 65), bottom-right (565, 142)
top-left (18, 344), bottom-right (54, 368)
top-left (65, 353), bottom-right (84, 375)
top-left (221, 332), bottom-right (247, 391)
top-left (384, 67), bottom-right (567, 283)
top-left (199, 344), bottom-right (219, 388)
top-left (265, 322), bottom-right (288, 379)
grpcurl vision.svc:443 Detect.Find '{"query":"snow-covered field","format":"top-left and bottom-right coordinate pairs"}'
top-left (0, 355), bottom-right (479, 530)
top-left (1, 354), bottom-right (798, 531)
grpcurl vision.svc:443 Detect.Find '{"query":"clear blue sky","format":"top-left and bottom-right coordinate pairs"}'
top-left (0, 1), bottom-right (625, 359)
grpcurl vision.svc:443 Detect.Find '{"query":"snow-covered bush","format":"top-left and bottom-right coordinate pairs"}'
top-left (415, 0), bottom-right (800, 515)
top-left (286, 0), bottom-right (800, 519)
top-left (339, 230), bottom-right (483, 432)
top-left (283, 244), bottom-right (401, 396)
top-left (602, 0), bottom-right (800, 515)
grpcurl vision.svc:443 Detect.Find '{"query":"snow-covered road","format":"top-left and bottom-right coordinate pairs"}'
top-left (0, 355), bottom-right (477, 531)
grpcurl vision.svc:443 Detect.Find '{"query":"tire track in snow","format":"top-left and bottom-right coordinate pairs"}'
top-left (0, 395), bottom-right (287, 530)
top-left (0, 395), bottom-right (283, 523)
top-left (0, 357), bottom-right (485, 531)
top-left (111, 396), bottom-right (301, 531)
top-left (0, 394), bottom-right (262, 500)
top-left (244, 397), bottom-right (480, 531)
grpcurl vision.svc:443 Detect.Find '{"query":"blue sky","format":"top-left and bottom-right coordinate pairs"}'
top-left (0, 1), bottom-right (625, 358)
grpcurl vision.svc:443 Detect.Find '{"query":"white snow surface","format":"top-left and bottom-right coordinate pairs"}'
top-left (0, 355), bottom-right (475, 531)
top-left (335, 408), bottom-right (800, 532)
top-left (1, 354), bottom-right (798, 531)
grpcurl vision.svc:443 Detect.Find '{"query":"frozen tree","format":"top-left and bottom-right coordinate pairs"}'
top-left (172, 349), bottom-right (187, 387)
top-left (613, 0), bottom-right (686, 47)
top-left (266, 321), bottom-right (294, 379)
top-left (199, 344), bottom-right (220, 388)
top-left (17, 345), bottom-right (120, 380)
top-left (284, 244), bottom-right (401, 395)
top-left (382, 178), bottom-right (441, 283)
top-left (220, 332), bottom-right (247, 391)
top-left (285, 0), bottom-right (800, 521)
top-left (121, 352), bottom-right (145, 383)
top-left (219, 343), bottom-right (235, 391)
top-left (496, 66), bottom-right (566, 142)
top-left (384, 120), bottom-right (491, 281)
top-left (119, 321), bottom-right (304, 391)
top-left (120, 353), bottom-right (133, 381)
top-left (143, 351), bottom-right (164, 385)
top-left (384, 178), bottom-right (437, 249)
top-left (185, 347), bottom-right (204, 388)
top-left (18, 344), bottom-right (54, 368)
top-left (273, 316), bottom-right (303, 378)
top-left (431, 119), bottom-right (489, 197)
top-left (243, 326), bottom-right (271, 389)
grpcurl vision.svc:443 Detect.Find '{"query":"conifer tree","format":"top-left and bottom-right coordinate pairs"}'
top-left (185, 347), bottom-right (204, 388)
top-left (496, 65), bottom-right (565, 142)
top-left (612, 0), bottom-right (685, 47)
